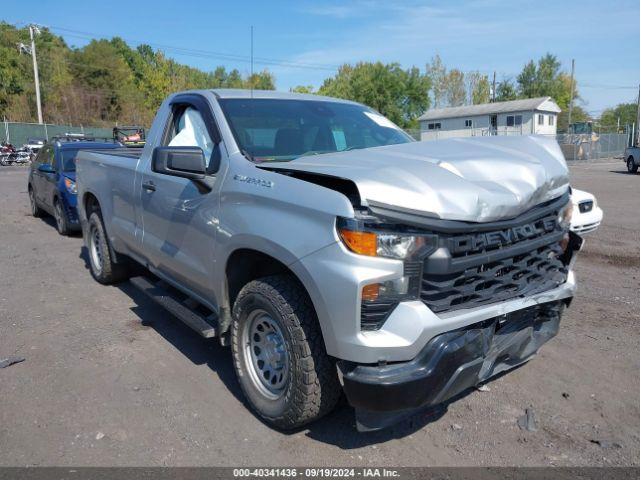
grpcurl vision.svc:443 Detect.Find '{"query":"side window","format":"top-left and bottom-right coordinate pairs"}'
top-left (49, 148), bottom-right (58, 171)
top-left (32, 147), bottom-right (46, 166)
top-left (538, 114), bottom-right (544, 125)
top-left (36, 146), bottom-right (53, 166)
top-left (165, 105), bottom-right (214, 166)
top-left (506, 116), bottom-right (515, 127)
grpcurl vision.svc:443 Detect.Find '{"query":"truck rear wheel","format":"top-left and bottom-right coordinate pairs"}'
top-left (231, 275), bottom-right (341, 430)
top-left (627, 157), bottom-right (638, 174)
top-left (87, 211), bottom-right (129, 284)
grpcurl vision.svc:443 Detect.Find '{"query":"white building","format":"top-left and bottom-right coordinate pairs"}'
top-left (419, 97), bottom-right (561, 141)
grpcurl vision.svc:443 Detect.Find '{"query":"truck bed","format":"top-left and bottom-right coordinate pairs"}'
top-left (87, 147), bottom-right (143, 159)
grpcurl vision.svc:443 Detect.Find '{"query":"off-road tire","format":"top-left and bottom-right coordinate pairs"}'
top-left (627, 157), bottom-right (638, 174)
top-left (28, 185), bottom-right (44, 217)
top-left (53, 198), bottom-right (70, 236)
top-left (87, 211), bottom-right (129, 284)
top-left (231, 275), bottom-right (341, 430)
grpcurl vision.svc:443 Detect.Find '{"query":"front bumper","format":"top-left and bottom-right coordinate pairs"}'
top-left (338, 300), bottom-right (566, 431)
top-left (570, 206), bottom-right (603, 234)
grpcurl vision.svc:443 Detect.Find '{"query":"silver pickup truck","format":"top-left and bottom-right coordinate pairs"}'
top-left (76, 89), bottom-right (582, 431)
top-left (625, 145), bottom-right (639, 173)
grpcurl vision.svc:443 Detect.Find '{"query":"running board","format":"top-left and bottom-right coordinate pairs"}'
top-left (129, 276), bottom-right (218, 338)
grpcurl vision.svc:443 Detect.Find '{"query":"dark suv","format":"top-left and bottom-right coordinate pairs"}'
top-left (27, 136), bottom-right (121, 235)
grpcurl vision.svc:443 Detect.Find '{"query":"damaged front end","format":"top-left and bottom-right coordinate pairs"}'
top-left (339, 300), bottom-right (569, 431)
top-left (337, 201), bottom-right (584, 431)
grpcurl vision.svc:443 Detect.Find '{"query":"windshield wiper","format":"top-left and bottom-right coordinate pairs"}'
top-left (296, 150), bottom-right (331, 158)
top-left (240, 149), bottom-right (254, 162)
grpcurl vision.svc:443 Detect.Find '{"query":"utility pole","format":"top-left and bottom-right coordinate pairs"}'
top-left (492, 71), bottom-right (496, 102)
top-left (21, 25), bottom-right (44, 124)
top-left (635, 83), bottom-right (640, 146)
top-left (567, 59), bottom-right (575, 130)
top-left (250, 25), bottom-right (254, 98)
top-left (29, 25), bottom-right (43, 124)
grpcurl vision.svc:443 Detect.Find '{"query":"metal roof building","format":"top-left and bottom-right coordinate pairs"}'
top-left (419, 96), bottom-right (561, 141)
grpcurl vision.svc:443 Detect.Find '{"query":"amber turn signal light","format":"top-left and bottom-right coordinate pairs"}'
top-left (339, 228), bottom-right (377, 257)
top-left (361, 283), bottom-right (380, 301)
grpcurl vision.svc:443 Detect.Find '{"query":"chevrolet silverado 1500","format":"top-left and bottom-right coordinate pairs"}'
top-left (75, 89), bottom-right (582, 431)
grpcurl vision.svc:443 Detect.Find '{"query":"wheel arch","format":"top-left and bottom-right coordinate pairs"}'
top-left (81, 190), bottom-right (125, 265)
top-left (222, 244), bottom-right (333, 350)
top-left (82, 190), bottom-right (101, 217)
top-left (226, 248), bottom-right (305, 310)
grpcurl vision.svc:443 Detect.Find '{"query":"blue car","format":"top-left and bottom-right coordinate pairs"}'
top-left (27, 137), bottom-right (122, 235)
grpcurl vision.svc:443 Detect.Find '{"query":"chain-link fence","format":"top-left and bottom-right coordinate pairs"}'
top-left (555, 133), bottom-right (629, 161)
top-left (1, 121), bottom-right (113, 147)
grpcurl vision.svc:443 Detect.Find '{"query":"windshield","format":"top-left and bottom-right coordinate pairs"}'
top-left (218, 98), bottom-right (413, 162)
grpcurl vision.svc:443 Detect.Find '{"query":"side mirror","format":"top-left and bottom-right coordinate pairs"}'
top-left (152, 146), bottom-right (207, 181)
top-left (38, 164), bottom-right (55, 174)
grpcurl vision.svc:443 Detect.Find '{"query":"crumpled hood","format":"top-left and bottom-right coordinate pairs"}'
top-left (263, 135), bottom-right (570, 222)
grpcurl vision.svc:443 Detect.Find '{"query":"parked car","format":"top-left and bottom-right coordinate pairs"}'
top-left (76, 89), bottom-right (583, 431)
top-left (0, 142), bottom-right (31, 166)
top-left (25, 137), bottom-right (46, 154)
top-left (570, 188), bottom-right (603, 234)
top-left (625, 145), bottom-right (639, 173)
top-left (27, 137), bottom-right (122, 235)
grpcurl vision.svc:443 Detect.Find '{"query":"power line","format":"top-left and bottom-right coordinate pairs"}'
top-left (581, 83), bottom-right (637, 89)
top-left (45, 25), bottom-right (341, 71)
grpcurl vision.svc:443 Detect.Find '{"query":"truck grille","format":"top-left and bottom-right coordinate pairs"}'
top-left (420, 202), bottom-right (569, 314)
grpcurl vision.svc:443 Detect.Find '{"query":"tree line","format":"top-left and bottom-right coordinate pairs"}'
top-left (1, 22), bottom-right (634, 132)
top-left (0, 23), bottom-right (275, 126)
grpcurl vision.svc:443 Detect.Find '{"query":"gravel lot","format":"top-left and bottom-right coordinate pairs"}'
top-left (0, 161), bottom-right (638, 467)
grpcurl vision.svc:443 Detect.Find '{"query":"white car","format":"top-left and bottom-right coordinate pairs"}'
top-left (570, 188), bottom-right (603, 234)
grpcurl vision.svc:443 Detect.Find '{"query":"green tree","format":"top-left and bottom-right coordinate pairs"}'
top-left (318, 62), bottom-right (431, 128)
top-left (495, 79), bottom-right (518, 101)
top-left (600, 102), bottom-right (637, 129)
top-left (290, 85), bottom-right (315, 94)
top-left (446, 69), bottom-right (466, 106)
top-left (516, 54), bottom-right (578, 110)
top-left (517, 60), bottom-right (538, 98)
top-left (246, 70), bottom-right (276, 90)
top-left (0, 23), bottom-right (278, 125)
top-left (426, 54), bottom-right (447, 108)
top-left (466, 72), bottom-right (490, 105)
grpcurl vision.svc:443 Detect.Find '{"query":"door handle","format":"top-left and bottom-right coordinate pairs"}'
top-left (142, 181), bottom-right (156, 192)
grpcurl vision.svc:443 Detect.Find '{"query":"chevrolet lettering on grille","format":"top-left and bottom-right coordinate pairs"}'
top-left (448, 217), bottom-right (557, 255)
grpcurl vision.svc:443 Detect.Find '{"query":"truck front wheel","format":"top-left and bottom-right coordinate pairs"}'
top-left (231, 275), bottom-right (341, 430)
top-left (87, 212), bottom-right (129, 284)
top-left (627, 157), bottom-right (638, 174)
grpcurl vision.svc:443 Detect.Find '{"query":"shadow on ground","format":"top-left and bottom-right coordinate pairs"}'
top-left (75, 249), bottom-right (478, 449)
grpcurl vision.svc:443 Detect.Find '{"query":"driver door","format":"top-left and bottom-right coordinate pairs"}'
top-left (140, 95), bottom-right (223, 304)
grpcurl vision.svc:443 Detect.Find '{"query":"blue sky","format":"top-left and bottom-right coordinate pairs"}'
top-left (4, 0), bottom-right (639, 114)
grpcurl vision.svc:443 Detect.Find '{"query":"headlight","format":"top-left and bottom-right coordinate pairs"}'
top-left (64, 177), bottom-right (77, 194)
top-left (337, 218), bottom-right (436, 261)
top-left (337, 216), bottom-right (437, 330)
